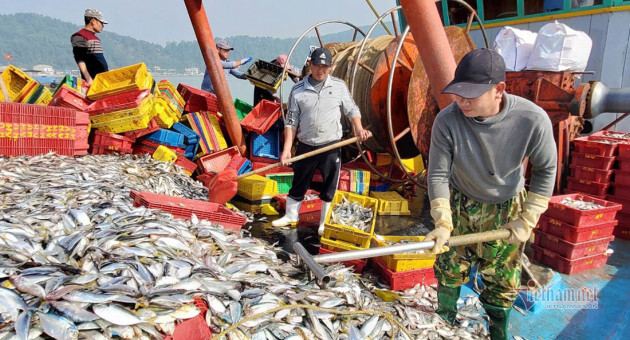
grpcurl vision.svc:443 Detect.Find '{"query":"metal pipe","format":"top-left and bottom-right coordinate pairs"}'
top-left (294, 242), bottom-right (330, 285)
top-left (587, 82), bottom-right (630, 119)
top-left (183, 0), bottom-right (245, 155)
top-left (400, 0), bottom-right (457, 110)
top-left (313, 229), bottom-right (511, 264)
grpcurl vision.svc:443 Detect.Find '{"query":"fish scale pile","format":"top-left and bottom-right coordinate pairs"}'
top-left (0, 153), bottom-right (491, 340)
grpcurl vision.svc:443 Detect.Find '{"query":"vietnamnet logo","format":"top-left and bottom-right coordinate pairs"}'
top-left (526, 280), bottom-right (599, 310)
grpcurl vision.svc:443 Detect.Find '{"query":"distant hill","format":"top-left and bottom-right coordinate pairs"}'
top-left (0, 13), bottom-right (390, 73)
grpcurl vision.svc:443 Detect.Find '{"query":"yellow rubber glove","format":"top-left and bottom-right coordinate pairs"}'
top-left (425, 198), bottom-right (453, 254)
top-left (502, 191), bottom-right (550, 244)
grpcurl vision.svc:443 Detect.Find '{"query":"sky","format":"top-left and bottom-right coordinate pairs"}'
top-left (0, 0), bottom-right (396, 44)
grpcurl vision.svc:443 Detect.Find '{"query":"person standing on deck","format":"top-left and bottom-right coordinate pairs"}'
top-left (271, 47), bottom-right (372, 234)
top-left (71, 9), bottom-right (109, 86)
top-left (424, 48), bottom-right (557, 340)
top-left (201, 40), bottom-right (252, 94)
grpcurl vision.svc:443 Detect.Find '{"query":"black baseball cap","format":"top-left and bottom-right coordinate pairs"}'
top-left (442, 48), bottom-right (506, 99)
top-left (310, 47), bottom-right (332, 66)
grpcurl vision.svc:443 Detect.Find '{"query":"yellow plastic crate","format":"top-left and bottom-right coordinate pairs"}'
top-left (371, 235), bottom-right (436, 271)
top-left (401, 154), bottom-right (425, 173)
top-left (370, 191), bottom-right (411, 216)
top-left (320, 237), bottom-right (364, 252)
top-left (153, 96), bottom-right (179, 128)
top-left (207, 114), bottom-right (228, 150)
top-left (87, 63), bottom-right (153, 100)
top-left (33, 87), bottom-right (52, 106)
top-left (157, 80), bottom-right (185, 114)
top-left (237, 174), bottom-right (279, 201)
top-left (0, 65), bottom-right (38, 102)
top-left (152, 145), bottom-right (177, 162)
top-left (231, 200), bottom-right (278, 215)
top-left (324, 191), bottom-right (378, 247)
top-left (90, 95), bottom-right (155, 133)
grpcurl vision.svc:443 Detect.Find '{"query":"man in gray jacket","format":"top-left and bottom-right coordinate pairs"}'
top-left (425, 48), bottom-right (557, 340)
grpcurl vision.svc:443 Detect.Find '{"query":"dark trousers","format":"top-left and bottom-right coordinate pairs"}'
top-left (288, 141), bottom-right (341, 202)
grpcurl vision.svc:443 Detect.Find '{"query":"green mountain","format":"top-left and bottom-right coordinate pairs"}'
top-left (0, 13), bottom-right (390, 73)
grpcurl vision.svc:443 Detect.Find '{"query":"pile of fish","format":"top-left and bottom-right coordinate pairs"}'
top-left (0, 153), bottom-right (492, 339)
top-left (602, 132), bottom-right (630, 139)
top-left (559, 197), bottom-right (605, 210)
top-left (330, 197), bottom-right (374, 232)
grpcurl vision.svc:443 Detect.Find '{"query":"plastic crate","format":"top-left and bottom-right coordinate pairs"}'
top-left (196, 146), bottom-right (240, 174)
top-left (589, 130), bottom-right (630, 141)
top-left (0, 65), bottom-right (38, 102)
top-left (234, 98), bottom-right (253, 121)
top-left (237, 174), bottom-right (279, 201)
top-left (614, 223), bottom-right (630, 239)
top-left (177, 83), bottom-right (219, 113)
top-left (606, 194), bottom-right (630, 214)
top-left (174, 155), bottom-right (197, 175)
top-left (325, 191), bottom-right (378, 235)
top-left (87, 89), bottom-right (151, 116)
top-left (251, 128), bottom-right (280, 160)
top-left (569, 165), bottom-right (613, 183)
top-left (90, 130), bottom-right (135, 155)
top-left (171, 122), bottom-right (200, 160)
top-left (25, 84), bottom-right (45, 104)
top-left (614, 170), bottom-right (630, 185)
top-left (49, 84), bottom-right (92, 111)
top-left (533, 229), bottom-right (614, 259)
top-left (33, 87), bottom-right (52, 106)
top-left (275, 190), bottom-right (322, 214)
top-left (157, 80), bottom-right (185, 114)
top-left (320, 237), bottom-right (364, 252)
top-left (617, 157), bottom-right (630, 172)
top-left (565, 177), bottom-right (611, 197)
top-left (266, 173), bottom-right (293, 194)
top-left (240, 100), bottom-right (281, 135)
top-left (165, 299), bottom-right (213, 340)
top-left (546, 193), bottom-right (621, 226)
top-left (226, 155), bottom-right (252, 175)
top-left (144, 129), bottom-right (185, 149)
top-left (570, 153), bottom-right (616, 170)
top-left (130, 190), bottom-right (246, 230)
top-left (373, 257), bottom-right (437, 290)
top-left (123, 118), bottom-right (160, 139)
top-left (532, 244), bottom-right (610, 275)
top-left (87, 63), bottom-right (153, 100)
top-left (153, 96), bottom-right (179, 128)
top-left (134, 139), bottom-right (185, 155)
top-left (318, 247), bottom-right (367, 273)
top-left (370, 235), bottom-right (436, 272)
top-left (152, 145), bottom-right (177, 162)
top-left (231, 196), bottom-right (276, 215)
top-left (245, 59), bottom-right (285, 92)
top-left (0, 103), bottom-right (90, 156)
top-left (617, 211), bottom-right (630, 225)
top-left (618, 144), bottom-right (630, 158)
top-left (251, 162), bottom-right (292, 175)
top-left (537, 215), bottom-right (617, 243)
top-left (90, 94), bottom-right (155, 134)
top-left (573, 136), bottom-right (622, 157)
top-left (370, 191), bottom-right (411, 216)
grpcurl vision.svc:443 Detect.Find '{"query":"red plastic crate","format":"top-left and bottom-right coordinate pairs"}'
top-left (275, 190), bottom-right (322, 214)
top-left (532, 244), bottom-right (610, 275)
top-left (563, 189), bottom-right (607, 200)
top-left (570, 153), bottom-right (616, 170)
top-left (240, 99), bottom-right (281, 135)
top-left (617, 211), bottom-right (630, 225)
top-left (614, 223), bottom-right (630, 240)
top-left (196, 173), bottom-right (213, 187)
top-left (546, 193), bottom-right (621, 226)
top-left (606, 194), bottom-right (630, 214)
top-left (135, 139), bottom-right (185, 155)
top-left (533, 229), bottom-right (614, 259)
top-left (589, 130), bottom-right (630, 141)
top-left (566, 177), bottom-right (611, 197)
top-left (196, 146), bottom-right (240, 174)
top-left (617, 157), bottom-right (630, 172)
top-left (166, 299), bottom-right (213, 340)
top-left (251, 161), bottom-right (292, 175)
top-left (569, 165), bottom-right (613, 183)
top-left (86, 89), bottom-right (151, 116)
top-left (177, 83), bottom-right (219, 113)
top-left (611, 183), bottom-right (630, 199)
top-left (91, 130), bottom-right (135, 149)
top-left (174, 155), bottom-right (197, 174)
top-left (373, 257), bottom-right (437, 290)
top-left (318, 247), bottom-right (367, 273)
top-left (130, 190), bottom-right (246, 230)
top-left (618, 144), bottom-right (630, 158)
top-left (49, 85), bottom-right (92, 112)
top-left (91, 145), bottom-right (133, 155)
top-left (537, 215), bottom-right (617, 243)
top-left (573, 136), bottom-right (622, 157)
top-left (0, 103), bottom-right (90, 156)
top-left (124, 118), bottom-right (160, 139)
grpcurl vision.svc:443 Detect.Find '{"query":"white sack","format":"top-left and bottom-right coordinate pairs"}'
top-left (494, 26), bottom-right (537, 71)
top-left (526, 21), bottom-right (593, 72)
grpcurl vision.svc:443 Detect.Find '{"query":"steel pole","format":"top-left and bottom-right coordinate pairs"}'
top-left (183, 0), bottom-right (246, 155)
top-left (294, 242), bottom-right (330, 285)
top-left (399, 0), bottom-right (457, 110)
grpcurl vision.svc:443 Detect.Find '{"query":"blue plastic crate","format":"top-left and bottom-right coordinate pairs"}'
top-left (171, 122), bottom-right (200, 144)
top-left (145, 129), bottom-right (186, 149)
top-left (238, 159), bottom-right (253, 175)
top-left (251, 127), bottom-right (280, 160)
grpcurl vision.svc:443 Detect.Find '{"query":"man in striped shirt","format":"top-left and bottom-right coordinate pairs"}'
top-left (71, 9), bottom-right (109, 86)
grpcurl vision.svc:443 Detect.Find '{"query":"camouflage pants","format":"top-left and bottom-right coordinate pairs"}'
top-left (434, 188), bottom-right (526, 307)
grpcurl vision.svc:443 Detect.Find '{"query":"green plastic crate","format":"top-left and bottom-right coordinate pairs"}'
top-left (266, 172), bottom-right (293, 195)
top-left (234, 98), bottom-right (253, 121)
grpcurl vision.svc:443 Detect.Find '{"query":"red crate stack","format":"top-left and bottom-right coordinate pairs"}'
top-left (533, 193), bottom-right (620, 274)
top-left (90, 130), bottom-right (135, 155)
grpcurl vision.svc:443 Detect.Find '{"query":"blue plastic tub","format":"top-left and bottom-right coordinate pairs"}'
top-left (251, 127), bottom-right (280, 160)
top-left (145, 129), bottom-right (186, 149)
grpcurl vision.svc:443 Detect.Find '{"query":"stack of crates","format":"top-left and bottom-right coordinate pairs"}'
top-left (370, 191), bottom-right (411, 215)
top-left (312, 168), bottom-right (370, 195)
top-left (185, 112), bottom-right (227, 157)
top-left (319, 191), bottom-right (379, 273)
top-left (533, 193), bottom-right (621, 274)
top-left (232, 174), bottom-right (279, 214)
top-left (371, 235), bottom-right (437, 290)
top-left (170, 122), bottom-right (200, 160)
top-left (0, 66), bottom-right (43, 104)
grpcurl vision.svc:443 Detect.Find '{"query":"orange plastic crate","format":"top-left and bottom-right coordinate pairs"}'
top-left (196, 146), bottom-right (240, 174)
top-left (240, 99), bottom-right (281, 135)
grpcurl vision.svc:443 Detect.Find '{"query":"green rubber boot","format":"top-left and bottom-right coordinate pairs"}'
top-left (436, 284), bottom-right (461, 325)
top-left (483, 303), bottom-right (511, 340)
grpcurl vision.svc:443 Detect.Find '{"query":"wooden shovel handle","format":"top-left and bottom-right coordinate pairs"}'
top-left (236, 137), bottom-right (360, 180)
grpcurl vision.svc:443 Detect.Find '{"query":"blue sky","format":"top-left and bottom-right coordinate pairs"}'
top-left (0, 0), bottom-right (395, 44)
